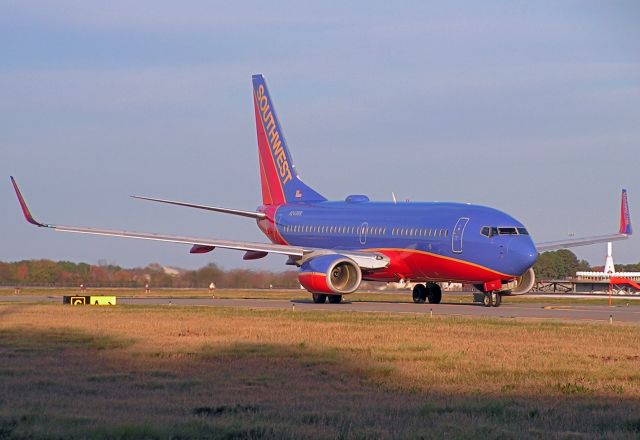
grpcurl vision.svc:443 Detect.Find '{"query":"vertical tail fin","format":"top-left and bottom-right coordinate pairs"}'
top-left (252, 74), bottom-right (326, 205)
top-left (619, 189), bottom-right (632, 235)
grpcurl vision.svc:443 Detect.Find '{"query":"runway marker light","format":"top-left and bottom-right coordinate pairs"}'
top-left (609, 314), bottom-right (613, 324)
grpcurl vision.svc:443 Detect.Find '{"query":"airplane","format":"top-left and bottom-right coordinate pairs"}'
top-left (11, 74), bottom-right (633, 307)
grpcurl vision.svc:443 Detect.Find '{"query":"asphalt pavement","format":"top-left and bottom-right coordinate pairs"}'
top-left (2, 295), bottom-right (639, 324)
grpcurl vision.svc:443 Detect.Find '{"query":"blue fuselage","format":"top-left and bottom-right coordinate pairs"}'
top-left (259, 200), bottom-right (538, 284)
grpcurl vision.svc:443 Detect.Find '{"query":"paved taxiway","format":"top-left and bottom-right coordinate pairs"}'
top-left (2, 295), bottom-right (639, 323)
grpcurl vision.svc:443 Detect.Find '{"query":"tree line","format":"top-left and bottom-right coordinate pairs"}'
top-left (0, 260), bottom-right (299, 289)
top-left (533, 250), bottom-right (591, 280)
top-left (534, 250), bottom-right (640, 279)
top-left (1, 251), bottom-right (638, 288)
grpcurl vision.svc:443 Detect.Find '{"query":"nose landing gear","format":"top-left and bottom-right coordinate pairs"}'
top-left (482, 291), bottom-right (502, 307)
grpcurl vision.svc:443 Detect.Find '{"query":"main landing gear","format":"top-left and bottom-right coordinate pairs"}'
top-left (412, 283), bottom-right (442, 304)
top-left (312, 293), bottom-right (326, 303)
top-left (312, 293), bottom-right (343, 304)
top-left (482, 291), bottom-right (502, 307)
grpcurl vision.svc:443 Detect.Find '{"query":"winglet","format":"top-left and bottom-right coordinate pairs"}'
top-left (619, 189), bottom-right (632, 235)
top-left (10, 177), bottom-right (48, 227)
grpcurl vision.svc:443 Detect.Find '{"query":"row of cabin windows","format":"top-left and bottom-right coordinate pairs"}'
top-left (282, 225), bottom-right (387, 235)
top-left (392, 227), bottom-right (448, 237)
top-left (281, 224), bottom-right (448, 238)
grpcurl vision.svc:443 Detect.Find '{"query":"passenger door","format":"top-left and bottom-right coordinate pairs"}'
top-left (452, 217), bottom-right (469, 253)
top-left (359, 222), bottom-right (368, 245)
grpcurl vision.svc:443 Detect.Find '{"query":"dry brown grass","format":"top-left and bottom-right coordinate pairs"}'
top-left (0, 303), bottom-right (639, 439)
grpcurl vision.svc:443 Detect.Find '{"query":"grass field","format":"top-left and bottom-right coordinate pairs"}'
top-left (2, 286), bottom-right (640, 307)
top-left (1, 303), bottom-right (639, 439)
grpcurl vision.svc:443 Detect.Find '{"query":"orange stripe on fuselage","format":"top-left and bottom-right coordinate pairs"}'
top-left (362, 247), bottom-right (514, 283)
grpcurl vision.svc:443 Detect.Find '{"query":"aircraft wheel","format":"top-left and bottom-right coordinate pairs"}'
top-left (427, 282), bottom-right (442, 304)
top-left (312, 293), bottom-right (327, 304)
top-left (492, 292), bottom-right (502, 307)
top-left (328, 295), bottom-right (342, 304)
top-left (412, 284), bottom-right (427, 304)
top-left (482, 292), bottom-right (493, 307)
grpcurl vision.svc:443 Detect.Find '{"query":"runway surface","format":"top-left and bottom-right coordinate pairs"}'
top-left (2, 295), bottom-right (639, 323)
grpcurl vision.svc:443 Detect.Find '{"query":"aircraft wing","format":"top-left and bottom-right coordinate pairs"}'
top-left (48, 225), bottom-right (307, 256)
top-left (536, 233), bottom-right (630, 252)
top-left (535, 189), bottom-right (632, 252)
top-left (11, 176), bottom-right (303, 256)
top-left (10, 177), bottom-right (390, 269)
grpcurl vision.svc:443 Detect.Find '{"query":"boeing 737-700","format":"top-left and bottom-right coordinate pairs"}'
top-left (11, 74), bottom-right (633, 307)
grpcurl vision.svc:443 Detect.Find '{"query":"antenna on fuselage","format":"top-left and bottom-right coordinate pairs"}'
top-left (392, 192), bottom-right (397, 204)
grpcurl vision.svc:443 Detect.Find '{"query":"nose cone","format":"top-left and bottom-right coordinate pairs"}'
top-left (508, 238), bottom-right (538, 275)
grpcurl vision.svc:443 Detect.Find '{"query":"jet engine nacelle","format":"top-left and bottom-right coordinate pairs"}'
top-left (474, 268), bottom-right (536, 295)
top-left (298, 254), bottom-right (362, 294)
top-left (503, 267), bottom-right (536, 295)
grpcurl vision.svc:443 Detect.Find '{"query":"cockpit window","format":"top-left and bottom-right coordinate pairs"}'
top-left (481, 226), bottom-right (529, 237)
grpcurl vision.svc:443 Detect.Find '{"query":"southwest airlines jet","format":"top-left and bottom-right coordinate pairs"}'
top-left (11, 74), bottom-right (633, 307)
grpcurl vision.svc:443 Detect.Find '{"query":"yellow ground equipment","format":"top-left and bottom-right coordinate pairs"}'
top-left (63, 295), bottom-right (117, 305)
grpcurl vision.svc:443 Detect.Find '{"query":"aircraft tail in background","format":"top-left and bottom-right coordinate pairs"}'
top-left (620, 188), bottom-right (632, 235)
top-left (252, 74), bottom-right (326, 206)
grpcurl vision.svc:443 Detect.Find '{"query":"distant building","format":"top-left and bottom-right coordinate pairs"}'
top-left (574, 242), bottom-right (640, 293)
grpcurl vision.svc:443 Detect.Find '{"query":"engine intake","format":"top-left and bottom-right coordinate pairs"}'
top-left (504, 267), bottom-right (536, 295)
top-left (298, 254), bottom-right (362, 294)
top-left (473, 268), bottom-right (536, 295)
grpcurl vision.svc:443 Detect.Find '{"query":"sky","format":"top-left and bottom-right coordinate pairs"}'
top-left (1, 1), bottom-right (639, 271)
